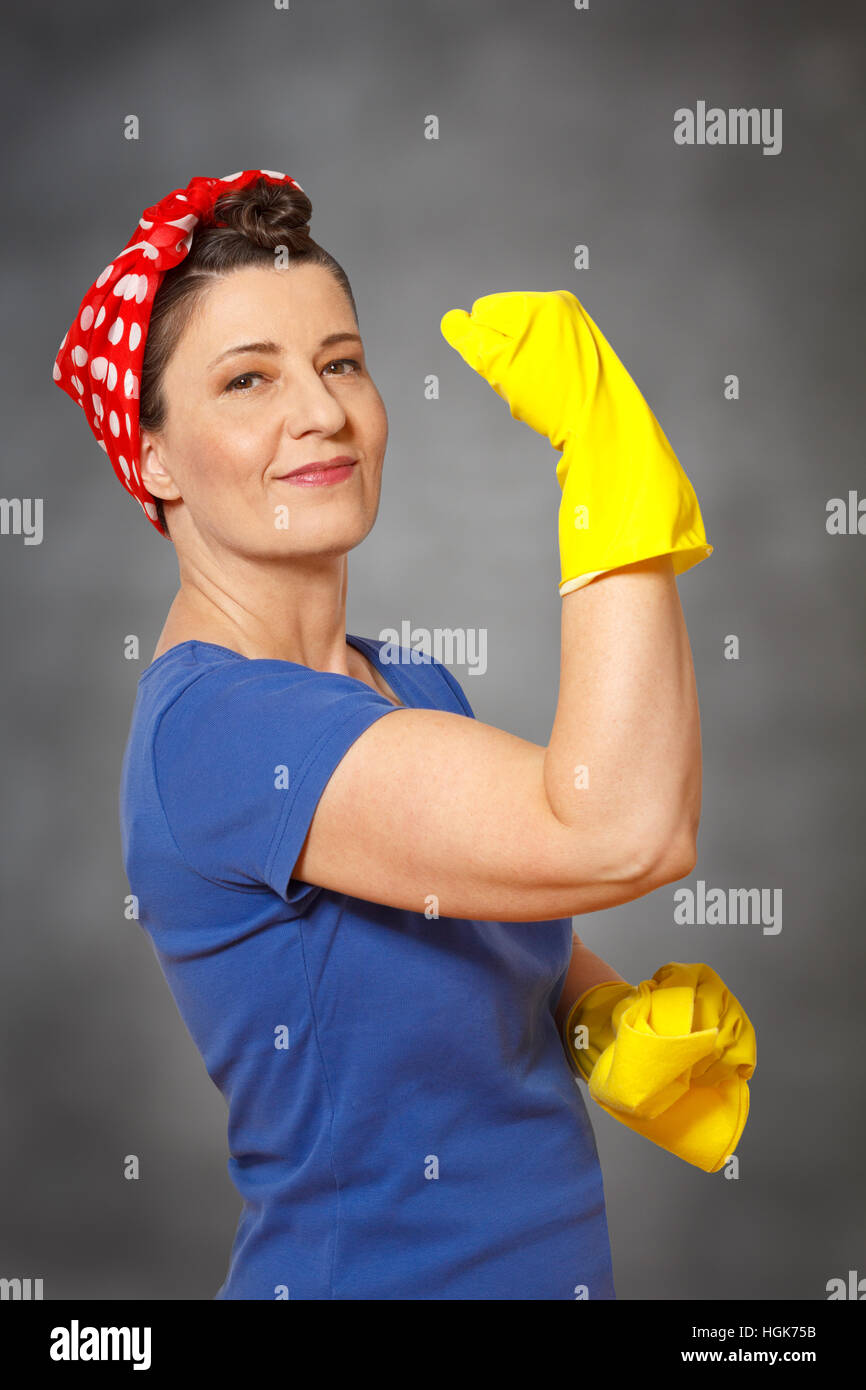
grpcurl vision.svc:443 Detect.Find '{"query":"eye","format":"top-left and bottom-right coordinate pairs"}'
top-left (224, 371), bottom-right (265, 393)
top-left (323, 357), bottom-right (361, 376)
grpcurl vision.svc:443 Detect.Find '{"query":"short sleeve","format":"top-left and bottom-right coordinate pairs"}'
top-left (152, 661), bottom-right (404, 905)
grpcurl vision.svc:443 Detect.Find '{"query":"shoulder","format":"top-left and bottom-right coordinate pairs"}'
top-left (152, 646), bottom-right (395, 745)
top-left (148, 646), bottom-right (404, 855)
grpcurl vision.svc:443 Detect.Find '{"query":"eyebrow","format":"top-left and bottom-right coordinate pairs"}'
top-left (207, 332), bottom-right (362, 371)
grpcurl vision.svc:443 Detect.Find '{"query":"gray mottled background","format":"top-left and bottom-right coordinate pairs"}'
top-left (1, 0), bottom-right (864, 1300)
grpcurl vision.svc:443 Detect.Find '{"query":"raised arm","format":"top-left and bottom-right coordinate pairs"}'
top-left (294, 290), bottom-right (711, 922)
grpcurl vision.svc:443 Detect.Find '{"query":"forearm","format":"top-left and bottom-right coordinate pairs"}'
top-left (553, 933), bottom-right (628, 1035)
top-left (544, 554), bottom-right (702, 877)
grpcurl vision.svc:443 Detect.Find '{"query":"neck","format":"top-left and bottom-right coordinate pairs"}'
top-left (157, 545), bottom-right (356, 676)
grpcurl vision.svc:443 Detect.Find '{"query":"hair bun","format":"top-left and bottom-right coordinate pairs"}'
top-left (211, 176), bottom-right (313, 252)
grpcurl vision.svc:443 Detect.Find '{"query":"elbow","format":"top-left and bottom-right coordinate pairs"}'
top-left (616, 818), bottom-right (698, 890)
top-left (644, 822), bottom-right (697, 889)
top-left (656, 831), bottom-right (698, 885)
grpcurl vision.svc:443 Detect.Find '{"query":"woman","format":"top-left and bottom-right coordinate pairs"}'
top-left (53, 168), bottom-right (742, 1302)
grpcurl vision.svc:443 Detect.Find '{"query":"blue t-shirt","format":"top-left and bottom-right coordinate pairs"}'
top-left (119, 635), bottom-right (616, 1300)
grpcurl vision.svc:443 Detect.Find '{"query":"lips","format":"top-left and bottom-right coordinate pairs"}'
top-left (278, 455), bottom-right (358, 479)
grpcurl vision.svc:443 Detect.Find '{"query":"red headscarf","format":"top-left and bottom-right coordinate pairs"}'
top-left (52, 168), bottom-right (304, 533)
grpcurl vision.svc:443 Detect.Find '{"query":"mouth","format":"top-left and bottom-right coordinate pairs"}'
top-left (274, 455), bottom-right (359, 487)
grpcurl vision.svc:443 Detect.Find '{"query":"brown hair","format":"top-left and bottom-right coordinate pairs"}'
top-left (138, 176), bottom-right (358, 539)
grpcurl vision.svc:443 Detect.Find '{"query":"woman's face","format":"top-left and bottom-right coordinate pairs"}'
top-left (139, 262), bottom-right (388, 558)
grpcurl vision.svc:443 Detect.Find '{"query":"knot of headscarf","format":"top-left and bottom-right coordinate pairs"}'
top-left (52, 168), bottom-right (304, 533)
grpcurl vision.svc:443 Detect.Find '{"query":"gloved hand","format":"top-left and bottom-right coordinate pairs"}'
top-left (561, 962), bottom-right (756, 1173)
top-left (440, 290), bottom-right (713, 594)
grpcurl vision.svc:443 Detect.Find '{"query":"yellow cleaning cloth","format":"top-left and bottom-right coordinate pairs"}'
top-left (563, 962), bottom-right (756, 1173)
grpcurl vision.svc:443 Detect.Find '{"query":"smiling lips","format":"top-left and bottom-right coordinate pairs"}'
top-left (275, 455), bottom-right (358, 486)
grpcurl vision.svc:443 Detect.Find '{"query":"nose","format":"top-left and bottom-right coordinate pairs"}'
top-left (280, 366), bottom-right (348, 437)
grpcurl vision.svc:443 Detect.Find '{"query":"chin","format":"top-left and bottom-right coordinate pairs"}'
top-left (258, 507), bottom-right (377, 558)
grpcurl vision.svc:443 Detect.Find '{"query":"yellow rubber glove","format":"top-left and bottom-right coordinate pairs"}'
top-left (562, 962), bottom-right (756, 1173)
top-left (440, 290), bottom-right (713, 594)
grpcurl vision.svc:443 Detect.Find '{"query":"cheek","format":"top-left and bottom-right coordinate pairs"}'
top-left (359, 387), bottom-right (388, 448)
top-left (179, 409), bottom-right (273, 485)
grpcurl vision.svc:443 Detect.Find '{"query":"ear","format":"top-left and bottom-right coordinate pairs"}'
top-left (139, 430), bottom-right (182, 503)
